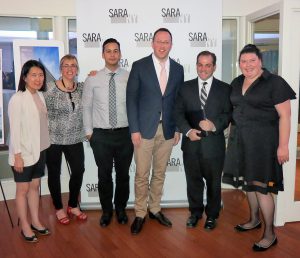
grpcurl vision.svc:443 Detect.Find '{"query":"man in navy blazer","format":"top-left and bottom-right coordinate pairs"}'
top-left (174, 51), bottom-right (231, 230)
top-left (127, 28), bottom-right (184, 234)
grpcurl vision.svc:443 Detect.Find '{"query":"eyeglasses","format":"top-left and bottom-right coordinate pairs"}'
top-left (68, 92), bottom-right (75, 111)
top-left (154, 40), bottom-right (171, 45)
top-left (62, 64), bottom-right (78, 69)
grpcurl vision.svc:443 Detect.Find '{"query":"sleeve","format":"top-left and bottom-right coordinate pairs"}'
top-left (126, 62), bottom-right (140, 133)
top-left (272, 76), bottom-right (296, 105)
top-left (210, 84), bottom-right (232, 134)
top-left (8, 94), bottom-right (22, 154)
top-left (173, 84), bottom-right (192, 135)
top-left (82, 77), bottom-right (94, 135)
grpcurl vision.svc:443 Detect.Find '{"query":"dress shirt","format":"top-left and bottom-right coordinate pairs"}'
top-left (82, 67), bottom-right (129, 135)
top-left (198, 76), bottom-right (213, 97)
top-left (152, 53), bottom-right (170, 84)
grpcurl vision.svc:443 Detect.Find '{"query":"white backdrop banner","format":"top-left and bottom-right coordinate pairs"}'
top-left (76, 0), bottom-right (222, 209)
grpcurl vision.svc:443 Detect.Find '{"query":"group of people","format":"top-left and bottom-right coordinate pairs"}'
top-left (8, 27), bottom-right (295, 252)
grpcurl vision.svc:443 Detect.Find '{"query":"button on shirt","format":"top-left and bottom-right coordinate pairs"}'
top-left (82, 67), bottom-right (129, 135)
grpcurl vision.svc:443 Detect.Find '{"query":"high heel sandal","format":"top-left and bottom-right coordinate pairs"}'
top-left (67, 206), bottom-right (88, 221)
top-left (21, 230), bottom-right (38, 243)
top-left (56, 212), bottom-right (70, 225)
top-left (31, 224), bottom-right (51, 236)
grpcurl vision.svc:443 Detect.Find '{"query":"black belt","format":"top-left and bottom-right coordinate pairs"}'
top-left (95, 127), bottom-right (128, 131)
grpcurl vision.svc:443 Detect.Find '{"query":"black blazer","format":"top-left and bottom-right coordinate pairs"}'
top-left (174, 77), bottom-right (232, 158)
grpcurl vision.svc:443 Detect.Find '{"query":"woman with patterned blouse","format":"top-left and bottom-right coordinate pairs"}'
top-left (44, 54), bottom-right (87, 224)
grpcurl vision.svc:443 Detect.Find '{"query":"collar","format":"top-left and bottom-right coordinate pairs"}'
top-left (198, 76), bottom-right (213, 86)
top-left (104, 66), bottom-right (120, 75)
top-left (152, 53), bottom-right (170, 68)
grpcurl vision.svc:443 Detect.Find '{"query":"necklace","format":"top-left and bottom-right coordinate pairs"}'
top-left (61, 78), bottom-right (75, 91)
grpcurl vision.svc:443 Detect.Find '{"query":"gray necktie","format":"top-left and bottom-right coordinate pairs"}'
top-left (200, 81), bottom-right (208, 110)
top-left (109, 73), bottom-right (117, 128)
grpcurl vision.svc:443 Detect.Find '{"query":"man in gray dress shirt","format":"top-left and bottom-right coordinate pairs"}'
top-left (82, 38), bottom-right (133, 227)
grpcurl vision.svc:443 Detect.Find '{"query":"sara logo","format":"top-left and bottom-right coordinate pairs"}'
top-left (82, 32), bottom-right (101, 48)
top-left (188, 32), bottom-right (217, 47)
top-left (167, 156), bottom-right (183, 172)
top-left (134, 32), bottom-right (154, 47)
top-left (119, 58), bottom-right (130, 70)
top-left (161, 8), bottom-right (190, 23)
top-left (172, 57), bottom-right (191, 74)
top-left (109, 9), bottom-right (138, 23)
top-left (86, 183), bottom-right (98, 197)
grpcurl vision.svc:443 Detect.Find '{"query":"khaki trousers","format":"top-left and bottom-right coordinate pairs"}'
top-left (134, 124), bottom-right (174, 218)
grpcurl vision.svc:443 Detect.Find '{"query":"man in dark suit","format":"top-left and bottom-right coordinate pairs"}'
top-left (126, 28), bottom-right (184, 234)
top-left (174, 51), bottom-right (231, 230)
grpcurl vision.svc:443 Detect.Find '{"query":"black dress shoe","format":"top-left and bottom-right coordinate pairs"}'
top-left (100, 212), bottom-right (113, 227)
top-left (235, 221), bottom-right (262, 232)
top-left (186, 214), bottom-right (201, 228)
top-left (204, 217), bottom-right (217, 231)
top-left (252, 237), bottom-right (278, 252)
top-left (116, 210), bottom-right (128, 224)
top-left (149, 211), bottom-right (172, 227)
top-left (31, 224), bottom-right (51, 236)
top-left (131, 217), bottom-right (145, 235)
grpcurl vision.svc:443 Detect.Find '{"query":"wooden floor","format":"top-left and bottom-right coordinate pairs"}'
top-left (1, 190), bottom-right (300, 258)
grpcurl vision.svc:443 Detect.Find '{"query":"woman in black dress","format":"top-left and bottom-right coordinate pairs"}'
top-left (223, 44), bottom-right (296, 251)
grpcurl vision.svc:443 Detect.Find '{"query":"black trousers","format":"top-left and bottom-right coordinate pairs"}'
top-left (183, 151), bottom-right (224, 219)
top-left (90, 127), bottom-right (133, 212)
top-left (46, 142), bottom-right (85, 209)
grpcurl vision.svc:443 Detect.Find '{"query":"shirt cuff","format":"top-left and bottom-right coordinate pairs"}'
top-left (186, 129), bottom-right (192, 137)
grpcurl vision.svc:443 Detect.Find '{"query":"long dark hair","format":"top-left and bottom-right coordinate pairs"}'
top-left (18, 60), bottom-right (47, 92)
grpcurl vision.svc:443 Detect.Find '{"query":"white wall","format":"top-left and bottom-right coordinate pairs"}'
top-left (0, 0), bottom-right (279, 17)
top-left (0, 0), bottom-right (75, 16)
top-left (223, 0), bottom-right (279, 16)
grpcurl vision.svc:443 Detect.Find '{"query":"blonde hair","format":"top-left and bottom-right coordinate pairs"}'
top-left (59, 54), bottom-right (79, 72)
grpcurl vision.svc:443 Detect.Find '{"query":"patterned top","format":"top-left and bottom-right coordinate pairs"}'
top-left (43, 81), bottom-right (85, 145)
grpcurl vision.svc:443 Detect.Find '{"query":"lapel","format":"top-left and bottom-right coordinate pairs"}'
top-left (164, 59), bottom-right (173, 96)
top-left (204, 77), bottom-right (221, 117)
top-left (145, 55), bottom-right (162, 94)
top-left (165, 58), bottom-right (181, 96)
top-left (191, 78), bottom-right (201, 108)
top-left (205, 77), bottom-right (217, 107)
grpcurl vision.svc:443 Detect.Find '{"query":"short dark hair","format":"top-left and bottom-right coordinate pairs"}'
top-left (18, 60), bottom-right (46, 92)
top-left (239, 44), bottom-right (262, 62)
top-left (196, 51), bottom-right (217, 66)
top-left (153, 28), bottom-right (173, 42)
top-left (102, 38), bottom-right (121, 53)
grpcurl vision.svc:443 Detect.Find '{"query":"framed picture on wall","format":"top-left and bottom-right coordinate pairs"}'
top-left (13, 40), bottom-right (64, 90)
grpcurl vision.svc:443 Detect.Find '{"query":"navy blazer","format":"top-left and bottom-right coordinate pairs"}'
top-left (174, 77), bottom-right (232, 158)
top-left (126, 55), bottom-right (184, 140)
